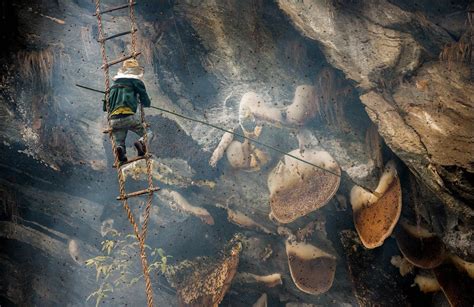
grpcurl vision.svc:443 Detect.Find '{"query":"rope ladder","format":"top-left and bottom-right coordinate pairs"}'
top-left (94, 1), bottom-right (157, 306)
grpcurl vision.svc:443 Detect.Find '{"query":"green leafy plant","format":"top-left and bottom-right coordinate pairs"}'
top-left (85, 229), bottom-right (171, 307)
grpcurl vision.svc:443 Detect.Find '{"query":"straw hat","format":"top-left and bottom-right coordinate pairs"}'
top-left (123, 58), bottom-right (139, 69)
top-left (113, 58), bottom-right (144, 80)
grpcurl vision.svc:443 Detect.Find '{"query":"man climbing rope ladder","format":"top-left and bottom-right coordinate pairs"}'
top-left (104, 58), bottom-right (152, 163)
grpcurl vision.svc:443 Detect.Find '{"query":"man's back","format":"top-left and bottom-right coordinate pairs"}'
top-left (105, 78), bottom-right (151, 115)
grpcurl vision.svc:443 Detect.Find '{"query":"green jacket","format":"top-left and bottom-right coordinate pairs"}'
top-left (103, 78), bottom-right (151, 113)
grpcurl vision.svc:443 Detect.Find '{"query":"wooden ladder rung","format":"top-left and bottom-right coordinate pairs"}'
top-left (117, 187), bottom-right (160, 200)
top-left (101, 52), bottom-right (141, 69)
top-left (98, 29), bottom-right (137, 43)
top-left (114, 154), bottom-right (152, 168)
top-left (93, 2), bottom-right (136, 16)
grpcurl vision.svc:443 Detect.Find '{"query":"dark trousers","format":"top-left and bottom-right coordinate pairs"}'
top-left (109, 113), bottom-right (152, 153)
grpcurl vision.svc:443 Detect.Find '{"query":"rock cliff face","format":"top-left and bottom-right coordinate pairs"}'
top-left (0, 0), bottom-right (472, 306)
top-left (278, 0), bottom-right (474, 220)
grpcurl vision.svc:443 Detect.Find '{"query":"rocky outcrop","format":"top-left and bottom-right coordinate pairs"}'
top-left (277, 0), bottom-right (452, 88)
top-left (278, 0), bottom-right (474, 223)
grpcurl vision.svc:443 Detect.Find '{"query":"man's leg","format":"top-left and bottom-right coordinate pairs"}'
top-left (129, 114), bottom-right (153, 156)
top-left (110, 118), bottom-right (129, 162)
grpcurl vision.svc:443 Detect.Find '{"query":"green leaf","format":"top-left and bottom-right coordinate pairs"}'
top-left (85, 259), bottom-right (95, 266)
top-left (96, 267), bottom-right (101, 282)
top-left (157, 248), bottom-right (165, 258)
top-left (129, 276), bottom-right (140, 286)
top-left (86, 290), bottom-right (98, 301)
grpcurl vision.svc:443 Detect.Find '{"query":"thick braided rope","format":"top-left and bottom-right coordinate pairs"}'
top-left (128, 0), bottom-right (155, 242)
top-left (95, 1), bottom-right (154, 306)
top-left (125, 0), bottom-right (155, 305)
top-left (139, 105), bottom-right (155, 241)
top-left (127, 1), bottom-right (156, 302)
top-left (129, 0), bottom-right (138, 56)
